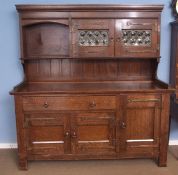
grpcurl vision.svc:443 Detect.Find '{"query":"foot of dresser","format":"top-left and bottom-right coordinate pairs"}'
top-left (157, 158), bottom-right (167, 167)
top-left (19, 159), bottom-right (28, 170)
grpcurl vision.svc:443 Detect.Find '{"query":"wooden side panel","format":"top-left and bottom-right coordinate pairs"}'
top-left (158, 94), bottom-right (170, 167)
top-left (24, 59), bottom-right (156, 82)
top-left (14, 96), bottom-right (28, 170)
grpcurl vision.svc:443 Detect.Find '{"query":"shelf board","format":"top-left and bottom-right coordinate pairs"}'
top-left (20, 56), bottom-right (161, 61)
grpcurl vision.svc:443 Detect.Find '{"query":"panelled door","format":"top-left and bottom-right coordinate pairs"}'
top-left (71, 112), bottom-right (116, 155)
top-left (118, 94), bottom-right (161, 156)
top-left (115, 19), bottom-right (159, 57)
top-left (25, 113), bottom-right (71, 155)
top-left (72, 19), bottom-right (115, 57)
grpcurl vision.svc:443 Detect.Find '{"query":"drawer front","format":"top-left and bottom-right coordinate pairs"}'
top-left (23, 96), bottom-right (116, 111)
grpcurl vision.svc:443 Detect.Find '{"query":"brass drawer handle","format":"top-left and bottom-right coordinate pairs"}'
top-left (43, 102), bottom-right (49, 108)
top-left (128, 98), bottom-right (160, 103)
top-left (125, 50), bottom-right (153, 53)
top-left (86, 51), bottom-right (98, 54)
top-left (89, 101), bottom-right (96, 108)
top-left (127, 22), bottom-right (151, 26)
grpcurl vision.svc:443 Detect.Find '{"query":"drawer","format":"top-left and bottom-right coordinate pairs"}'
top-left (23, 96), bottom-right (116, 111)
top-left (126, 94), bottom-right (161, 108)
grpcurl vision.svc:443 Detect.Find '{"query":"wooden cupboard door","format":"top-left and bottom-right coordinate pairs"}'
top-left (115, 19), bottom-right (159, 57)
top-left (118, 94), bottom-right (161, 156)
top-left (72, 19), bottom-right (114, 57)
top-left (71, 112), bottom-right (116, 155)
top-left (25, 113), bottom-right (71, 155)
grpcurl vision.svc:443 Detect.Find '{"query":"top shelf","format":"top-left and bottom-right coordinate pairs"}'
top-left (16, 4), bottom-right (164, 12)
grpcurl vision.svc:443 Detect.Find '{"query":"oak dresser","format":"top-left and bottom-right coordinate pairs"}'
top-left (10, 4), bottom-right (174, 170)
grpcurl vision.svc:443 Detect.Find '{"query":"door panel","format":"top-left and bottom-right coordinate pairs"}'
top-left (71, 112), bottom-right (116, 155)
top-left (115, 19), bottom-right (159, 57)
top-left (118, 94), bottom-right (161, 155)
top-left (25, 113), bottom-right (71, 155)
top-left (72, 19), bottom-right (114, 57)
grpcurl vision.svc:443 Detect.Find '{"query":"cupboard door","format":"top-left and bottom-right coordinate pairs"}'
top-left (72, 19), bottom-right (114, 57)
top-left (25, 113), bottom-right (71, 155)
top-left (118, 94), bottom-right (161, 156)
top-left (115, 19), bottom-right (159, 57)
top-left (71, 112), bottom-right (116, 155)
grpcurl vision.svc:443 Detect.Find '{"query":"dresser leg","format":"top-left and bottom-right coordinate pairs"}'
top-left (158, 157), bottom-right (167, 167)
top-left (157, 94), bottom-right (170, 167)
top-left (19, 158), bottom-right (28, 170)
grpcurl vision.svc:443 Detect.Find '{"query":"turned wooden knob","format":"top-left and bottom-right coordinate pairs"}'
top-left (89, 101), bottom-right (96, 108)
top-left (43, 102), bottom-right (49, 108)
top-left (120, 122), bottom-right (126, 129)
top-left (65, 132), bottom-right (70, 137)
top-left (72, 132), bottom-right (77, 138)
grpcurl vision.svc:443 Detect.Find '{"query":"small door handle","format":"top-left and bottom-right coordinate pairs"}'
top-left (71, 132), bottom-right (77, 138)
top-left (43, 102), bottom-right (49, 108)
top-left (64, 132), bottom-right (70, 137)
top-left (89, 101), bottom-right (96, 108)
top-left (120, 121), bottom-right (126, 129)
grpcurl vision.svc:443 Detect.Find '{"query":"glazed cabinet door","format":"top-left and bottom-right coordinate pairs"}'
top-left (25, 113), bottom-right (71, 156)
top-left (72, 19), bottom-right (114, 57)
top-left (115, 19), bottom-right (159, 57)
top-left (71, 112), bottom-right (116, 155)
top-left (118, 94), bottom-right (161, 156)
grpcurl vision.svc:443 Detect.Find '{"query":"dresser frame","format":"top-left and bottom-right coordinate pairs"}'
top-left (10, 4), bottom-right (173, 170)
